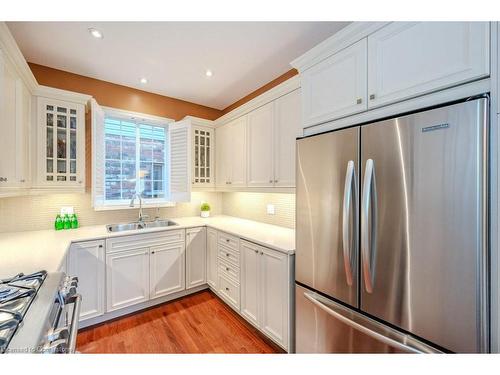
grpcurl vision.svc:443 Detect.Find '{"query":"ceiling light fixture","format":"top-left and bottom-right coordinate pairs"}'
top-left (140, 78), bottom-right (148, 84)
top-left (88, 28), bottom-right (103, 39)
top-left (205, 69), bottom-right (213, 77)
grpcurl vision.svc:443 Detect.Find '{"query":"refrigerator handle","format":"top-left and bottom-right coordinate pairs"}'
top-left (342, 160), bottom-right (356, 286)
top-left (361, 158), bottom-right (377, 293)
top-left (302, 290), bottom-right (441, 353)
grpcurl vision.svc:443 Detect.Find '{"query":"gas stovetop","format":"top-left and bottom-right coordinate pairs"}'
top-left (0, 271), bottom-right (47, 353)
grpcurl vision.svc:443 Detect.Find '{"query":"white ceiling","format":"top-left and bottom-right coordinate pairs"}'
top-left (7, 22), bottom-right (349, 110)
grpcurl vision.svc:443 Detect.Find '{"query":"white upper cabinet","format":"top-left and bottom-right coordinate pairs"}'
top-left (247, 102), bottom-right (275, 187)
top-left (215, 123), bottom-right (230, 188)
top-left (0, 51), bottom-right (30, 192)
top-left (216, 116), bottom-right (247, 188)
top-left (367, 22), bottom-right (490, 108)
top-left (274, 89), bottom-right (302, 187)
top-left (192, 126), bottom-right (214, 187)
top-left (230, 116), bottom-right (248, 187)
top-left (301, 38), bottom-right (368, 127)
top-left (35, 96), bottom-right (85, 189)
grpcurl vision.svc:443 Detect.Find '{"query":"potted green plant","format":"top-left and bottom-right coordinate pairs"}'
top-left (200, 202), bottom-right (211, 218)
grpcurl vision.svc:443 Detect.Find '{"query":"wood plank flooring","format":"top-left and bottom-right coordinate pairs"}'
top-left (76, 290), bottom-right (283, 353)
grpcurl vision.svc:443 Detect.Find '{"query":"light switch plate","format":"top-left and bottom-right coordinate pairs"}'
top-left (266, 204), bottom-right (275, 215)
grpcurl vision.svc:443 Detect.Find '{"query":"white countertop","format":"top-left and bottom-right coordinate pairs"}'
top-left (0, 215), bottom-right (295, 278)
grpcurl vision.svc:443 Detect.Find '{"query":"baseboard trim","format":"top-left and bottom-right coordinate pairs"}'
top-left (79, 284), bottom-right (209, 329)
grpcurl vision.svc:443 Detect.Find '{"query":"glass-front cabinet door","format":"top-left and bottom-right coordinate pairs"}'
top-left (37, 97), bottom-right (85, 188)
top-left (192, 125), bottom-right (214, 187)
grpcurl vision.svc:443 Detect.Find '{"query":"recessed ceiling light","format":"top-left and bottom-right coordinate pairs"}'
top-left (140, 78), bottom-right (148, 84)
top-left (88, 28), bottom-right (103, 39)
top-left (205, 69), bottom-right (213, 77)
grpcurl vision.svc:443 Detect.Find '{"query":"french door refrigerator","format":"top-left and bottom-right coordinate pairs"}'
top-left (295, 97), bottom-right (489, 353)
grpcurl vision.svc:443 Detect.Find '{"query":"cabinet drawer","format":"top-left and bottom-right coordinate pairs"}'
top-left (106, 229), bottom-right (185, 254)
top-left (218, 244), bottom-right (239, 266)
top-left (218, 274), bottom-right (240, 310)
top-left (217, 231), bottom-right (239, 252)
top-left (218, 257), bottom-right (240, 282)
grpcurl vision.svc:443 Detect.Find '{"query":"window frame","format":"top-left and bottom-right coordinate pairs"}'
top-left (98, 106), bottom-right (175, 210)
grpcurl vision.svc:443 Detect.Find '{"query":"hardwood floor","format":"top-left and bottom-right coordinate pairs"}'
top-left (76, 290), bottom-right (283, 353)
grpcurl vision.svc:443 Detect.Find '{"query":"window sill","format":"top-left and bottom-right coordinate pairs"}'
top-left (93, 201), bottom-right (176, 211)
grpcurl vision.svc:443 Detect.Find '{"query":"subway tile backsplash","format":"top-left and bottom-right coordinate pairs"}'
top-left (0, 191), bottom-right (295, 233)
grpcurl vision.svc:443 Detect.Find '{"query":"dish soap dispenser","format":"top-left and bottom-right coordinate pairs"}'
top-left (70, 213), bottom-right (79, 229)
top-left (55, 214), bottom-right (63, 231)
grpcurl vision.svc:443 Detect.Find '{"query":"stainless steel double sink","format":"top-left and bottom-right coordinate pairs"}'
top-left (106, 219), bottom-right (178, 233)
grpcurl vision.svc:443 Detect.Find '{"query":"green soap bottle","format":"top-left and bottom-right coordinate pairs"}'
top-left (70, 214), bottom-right (79, 229)
top-left (63, 214), bottom-right (71, 230)
top-left (55, 214), bottom-right (63, 231)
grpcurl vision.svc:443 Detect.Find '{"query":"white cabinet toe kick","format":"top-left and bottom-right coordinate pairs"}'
top-left (67, 226), bottom-right (294, 351)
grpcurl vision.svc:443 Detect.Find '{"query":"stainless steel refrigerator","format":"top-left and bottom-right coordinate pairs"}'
top-left (295, 98), bottom-right (489, 353)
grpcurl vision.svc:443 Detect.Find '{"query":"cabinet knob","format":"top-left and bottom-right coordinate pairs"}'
top-left (151, 251), bottom-right (155, 254)
top-left (260, 251), bottom-right (264, 255)
top-left (226, 253), bottom-right (230, 257)
top-left (226, 267), bottom-right (230, 271)
top-left (20, 179), bottom-right (25, 183)
top-left (274, 180), bottom-right (278, 183)
top-left (356, 98), bottom-right (362, 104)
top-left (254, 249), bottom-right (258, 254)
top-left (369, 94), bottom-right (376, 100)
top-left (269, 179), bottom-right (273, 183)
top-left (98, 245), bottom-right (103, 248)
top-left (225, 287), bottom-right (229, 291)
top-left (226, 239), bottom-right (230, 242)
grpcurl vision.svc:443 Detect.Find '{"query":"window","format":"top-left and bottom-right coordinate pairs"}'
top-left (104, 117), bottom-right (168, 202)
top-left (91, 101), bottom-right (191, 210)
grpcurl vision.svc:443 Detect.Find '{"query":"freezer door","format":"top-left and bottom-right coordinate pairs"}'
top-left (296, 127), bottom-right (359, 306)
top-left (360, 98), bottom-right (488, 353)
top-left (295, 284), bottom-right (441, 353)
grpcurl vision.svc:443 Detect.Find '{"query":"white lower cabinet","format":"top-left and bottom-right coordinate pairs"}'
top-left (186, 227), bottom-right (207, 289)
top-left (67, 240), bottom-right (105, 322)
top-left (150, 242), bottom-right (185, 298)
top-left (106, 247), bottom-right (150, 312)
top-left (240, 239), bottom-right (290, 350)
top-left (240, 241), bottom-right (260, 326)
top-left (206, 228), bottom-right (218, 289)
top-left (105, 229), bottom-right (186, 313)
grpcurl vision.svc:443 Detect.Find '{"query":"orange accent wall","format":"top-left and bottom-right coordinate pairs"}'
top-left (221, 68), bottom-right (298, 114)
top-left (28, 63), bottom-right (223, 121)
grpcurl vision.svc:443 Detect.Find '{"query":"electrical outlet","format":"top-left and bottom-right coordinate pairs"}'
top-left (266, 204), bottom-right (275, 215)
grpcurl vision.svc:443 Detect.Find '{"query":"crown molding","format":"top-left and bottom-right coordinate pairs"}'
top-left (0, 22), bottom-right (38, 93)
top-left (290, 22), bottom-right (389, 72)
top-left (34, 85), bottom-right (93, 106)
top-left (215, 74), bottom-right (300, 127)
top-left (182, 115), bottom-right (215, 128)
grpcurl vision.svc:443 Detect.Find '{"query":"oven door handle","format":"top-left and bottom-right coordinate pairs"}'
top-left (66, 294), bottom-right (82, 354)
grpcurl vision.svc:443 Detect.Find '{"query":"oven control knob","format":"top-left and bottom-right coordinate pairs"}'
top-left (47, 327), bottom-right (69, 342)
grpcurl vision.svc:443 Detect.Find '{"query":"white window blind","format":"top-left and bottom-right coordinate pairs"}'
top-left (91, 101), bottom-right (191, 209)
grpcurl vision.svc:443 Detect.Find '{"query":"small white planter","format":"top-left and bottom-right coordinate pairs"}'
top-left (201, 211), bottom-right (210, 218)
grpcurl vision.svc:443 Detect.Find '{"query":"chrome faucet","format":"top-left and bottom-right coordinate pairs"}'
top-left (129, 193), bottom-right (148, 222)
